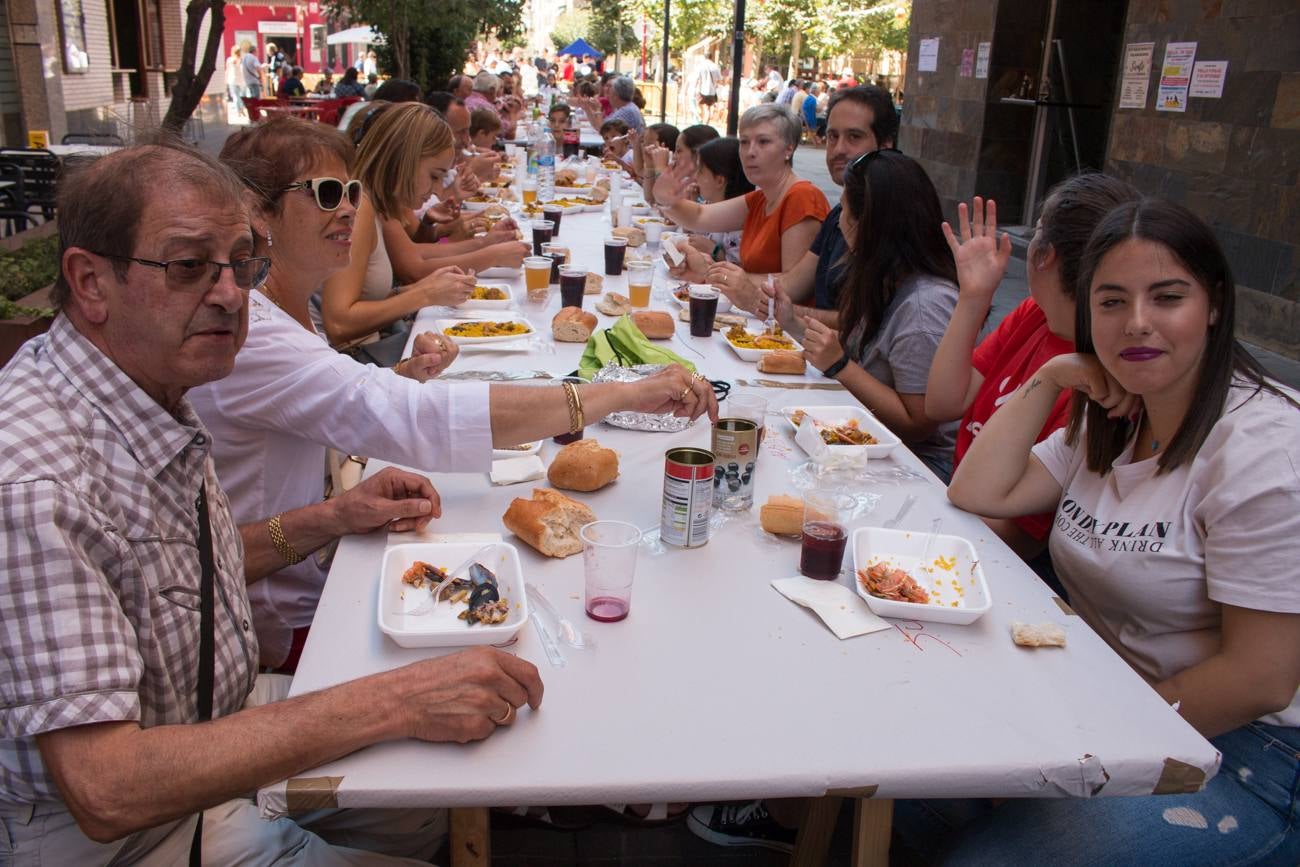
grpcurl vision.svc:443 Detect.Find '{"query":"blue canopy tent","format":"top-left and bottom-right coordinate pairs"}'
top-left (558, 38), bottom-right (604, 58)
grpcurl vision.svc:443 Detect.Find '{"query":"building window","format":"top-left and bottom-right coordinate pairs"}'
top-left (58, 0), bottom-right (90, 73)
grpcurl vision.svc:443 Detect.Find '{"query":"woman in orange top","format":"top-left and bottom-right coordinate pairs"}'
top-left (653, 104), bottom-right (829, 302)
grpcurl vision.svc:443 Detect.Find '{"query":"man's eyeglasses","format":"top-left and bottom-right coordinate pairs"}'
top-left (283, 177), bottom-right (363, 211)
top-left (845, 147), bottom-right (903, 178)
top-left (93, 253), bottom-right (271, 292)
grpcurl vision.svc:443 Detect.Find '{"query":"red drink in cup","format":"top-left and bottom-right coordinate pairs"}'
top-left (559, 266), bottom-right (587, 309)
top-left (604, 237), bottom-right (628, 276)
top-left (542, 206), bottom-right (564, 234)
top-left (532, 219), bottom-right (555, 256)
top-left (799, 491), bottom-right (856, 580)
top-left (688, 285), bottom-right (720, 337)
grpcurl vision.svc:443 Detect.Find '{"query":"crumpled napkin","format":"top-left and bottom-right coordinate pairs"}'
top-left (771, 576), bottom-right (891, 639)
top-left (490, 455), bottom-right (547, 486)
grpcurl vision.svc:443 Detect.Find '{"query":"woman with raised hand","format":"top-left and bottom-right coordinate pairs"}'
top-left (652, 104), bottom-right (828, 289)
top-left (190, 116), bottom-right (718, 670)
top-left (662, 137), bottom-right (755, 280)
top-left (796, 149), bottom-right (960, 481)
top-left (925, 175), bottom-right (1139, 570)
top-left (930, 198), bottom-right (1300, 865)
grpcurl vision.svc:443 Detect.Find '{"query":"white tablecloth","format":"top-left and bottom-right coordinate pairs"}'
top-left (257, 209), bottom-right (1218, 817)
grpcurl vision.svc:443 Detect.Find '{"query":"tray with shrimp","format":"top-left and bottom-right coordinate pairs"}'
top-left (458, 283), bottom-right (516, 310)
top-left (721, 323), bottom-right (802, 362)
top-left (781, 405), bottom-right (901, 459)
top-left (436, 317), bottom-right (534, 344)
top-left (851, 527), bottom-right (992, 625)
top-left (379, 542), bottom-right (529, 647)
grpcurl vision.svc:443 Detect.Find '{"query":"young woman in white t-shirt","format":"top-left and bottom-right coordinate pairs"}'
top-left (929, 199), bottom-right (1300, 864)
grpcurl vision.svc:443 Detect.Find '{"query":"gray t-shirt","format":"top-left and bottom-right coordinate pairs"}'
top-left (846, 272), bottom-right (959, 474)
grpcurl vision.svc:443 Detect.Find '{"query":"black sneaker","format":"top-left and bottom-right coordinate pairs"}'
top-left (686, 801), bottom-right (797, 853)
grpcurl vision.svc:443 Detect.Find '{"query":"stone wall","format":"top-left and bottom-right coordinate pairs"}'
top-left (1105, 0), bottom-right (1299, 358)
top-left (898, 0), bottom-right (1000, 220)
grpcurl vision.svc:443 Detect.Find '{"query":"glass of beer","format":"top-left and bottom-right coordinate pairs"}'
top-left (522, 180), bottom-right (538, 205)
top-left (626, 260), bottom-right (654, 307)
top-left (523, 256), bottom-right (553, 304)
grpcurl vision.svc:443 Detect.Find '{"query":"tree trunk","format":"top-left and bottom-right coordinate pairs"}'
top-left (787, 29), bottom-right (800, 81)
top-left (161, 0), bottom-right (226, 135)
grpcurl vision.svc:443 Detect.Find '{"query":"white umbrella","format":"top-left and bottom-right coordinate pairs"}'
top-left (326, 26), bottom-right (386, 46)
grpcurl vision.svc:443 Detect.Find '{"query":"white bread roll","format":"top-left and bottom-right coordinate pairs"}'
top-left (502, 488), bottom-right (597, 558)
top-left (552, 307), bottom-right (598, 342)
top-left (757, 350), bottom-right (806, 375)
top-left (631, 310), bottom-right (675, 339)
top-left (760, 494), bottom-right (804, 536)
top-left (584, 272), bottom-right (604, 295)
top-left (547, 439), bottom-right (619, 492)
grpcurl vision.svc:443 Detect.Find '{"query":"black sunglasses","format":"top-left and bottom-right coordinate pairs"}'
top-left (94, 253), bottom-right (271, 292)
top-left (845, 147), bottom-right (903, 178)
top-left (283, 177), bottom-right (363, 211)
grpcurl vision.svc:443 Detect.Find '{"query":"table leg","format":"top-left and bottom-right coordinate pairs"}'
top-left (851, 798), bottom-right (893, 867)
top-left (449, 807), bottom-right (490, 867)
top-left (789, 795), bottom-right (842, 867)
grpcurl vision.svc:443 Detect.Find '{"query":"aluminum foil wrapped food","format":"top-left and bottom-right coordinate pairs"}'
top-left (591, 362), bottom-right (697, 432)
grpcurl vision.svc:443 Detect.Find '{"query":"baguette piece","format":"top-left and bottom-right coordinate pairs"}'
top-left (547, 439), bottom-right (619, 492)
top-left (1011, 621), bottom-right (1067, 648)
top-left (757, 350), bottom-right (806, 375)
top-left (502, 488), bottom-right (597, 558)
top-left (596, 292), bottom-right (632, 316)
top-left (584, 272), bottom-right (604, 295)
top-left (611, 226), bottom-right (646, 247)
top-left (631, 310), bottom-right (675, 339)
top-left (552, 307), bottom-right (598, 342)
top-left (760, 494), bottom-right (804, 536)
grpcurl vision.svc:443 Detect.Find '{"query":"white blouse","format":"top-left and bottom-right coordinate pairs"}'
top-left (189, 291), bottom-right (492, 665)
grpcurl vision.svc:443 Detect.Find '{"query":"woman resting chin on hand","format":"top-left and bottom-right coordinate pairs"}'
top-left (921, 198), bottom-right (1300, 867)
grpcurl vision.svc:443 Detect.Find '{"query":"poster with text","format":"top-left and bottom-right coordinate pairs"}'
top-left (975, 42), bottom-right (991, 79)
top-left (1157, 41), bottom-right (1196, 112)
top-left (918, 38), bottom-right (940, 73)
top-left (1189, 61), bottom-right (1228, 98)
top-left (960, 49), bottom-right (975, 77)
top-left (1119, 42), bottom-right (1154, 110)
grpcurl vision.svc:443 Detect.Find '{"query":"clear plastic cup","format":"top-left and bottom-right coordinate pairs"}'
top-left (723, 393), bottom-right (769, 446)
top-left (800, 490), bottom-right (856, 580)
top-left (581, 521), bottom-right (641, 622)
top-left (626, 260), bottom-right (654, 307)
top-left (523, 256), bottom-right (553, 303)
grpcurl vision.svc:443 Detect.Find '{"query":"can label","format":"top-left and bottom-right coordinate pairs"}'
top-left (661, 447), bottom-right (714, 547)
top-left (711, 418), bottom-right (759, 509)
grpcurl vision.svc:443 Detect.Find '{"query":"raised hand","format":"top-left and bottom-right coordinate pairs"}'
top-left (401, 330), bottom-right (460, 381)
top-left (941, 196), bottom-right (1012, 309)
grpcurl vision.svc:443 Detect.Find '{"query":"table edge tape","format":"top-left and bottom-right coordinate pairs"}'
top-left (285, 775), bottom-right (345, 811)
top-left (824, 784), bottom-right (880, 799)
top-left (1151, 757), bottom-right (1207, 795)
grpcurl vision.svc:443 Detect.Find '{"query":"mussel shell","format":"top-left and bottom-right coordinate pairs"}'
top-left (469, 562), bottom-right (498, 587)
top-left (468, 582), bottom-right (501, 610)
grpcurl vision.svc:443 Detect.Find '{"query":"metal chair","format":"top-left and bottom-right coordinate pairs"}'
top-left (61, 132), bottom-right (126, 146)
top-left (0, 149), bottom-right (62, 220)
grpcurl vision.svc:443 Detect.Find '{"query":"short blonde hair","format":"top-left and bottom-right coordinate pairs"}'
top-left (353, 102), bottom-right (453, 220)
top-left (739, 103), bottom-right (802, 160)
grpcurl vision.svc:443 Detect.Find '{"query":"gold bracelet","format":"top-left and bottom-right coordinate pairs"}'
top-left (561, 381), bottom-right (584, 433)
top-left (571, 381), bottom-right (585, 429)
top-left (267, 513), bottom-right (305, 565)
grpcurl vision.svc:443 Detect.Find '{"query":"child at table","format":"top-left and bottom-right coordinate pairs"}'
top-left (924, 175), bottom-right (1139, 582)
top-left (469, 107), bottom-right (502, 151)
top-left (924, 199), bottom-right (1300, 865)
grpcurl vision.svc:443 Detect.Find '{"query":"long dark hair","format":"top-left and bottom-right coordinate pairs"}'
top-left (1067, 198), bottom-right (1298, 474)
top-left (838, 150), bottom-right (956, 353)
top-left (695, 137), bottom-right (755, 201)
top-left (1035, 172), bottom-right (1140, 300)
top-left (647, 122), bottom-right (679, 152)
top-left (677, 124), bottom-right (720, 161)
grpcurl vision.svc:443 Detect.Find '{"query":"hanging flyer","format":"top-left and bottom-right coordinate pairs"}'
top-left (1119, 42), bottom-right (1154, 110)
top-left (918, 38), bottom-right (940, 73)
top-left (1157, 41), bottom-right (1197, 113)
top-left (975, 42), bottom-right (991, 79)
top-left (1189, 61), bottom-right (1228, 98)
top-left (960, 49), bottom-right (974, 78)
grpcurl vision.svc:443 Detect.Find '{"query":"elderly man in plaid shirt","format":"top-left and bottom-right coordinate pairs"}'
top-left (0, 144), bottom-right (543, 865)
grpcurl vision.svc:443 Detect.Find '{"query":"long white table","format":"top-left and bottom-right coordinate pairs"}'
top-left (257, 208), bottom-right (1219, 863)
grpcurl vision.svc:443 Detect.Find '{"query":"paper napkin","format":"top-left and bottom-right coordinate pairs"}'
top-left (771, 576), bottom-right (891, 639)
top-left (490, 455), bottom-right (547, 486)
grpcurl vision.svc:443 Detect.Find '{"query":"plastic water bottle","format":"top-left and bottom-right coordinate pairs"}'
top-left (536, 123), bottom-right (556, 204)
top-left (527, 122), bottom-right (540, 177)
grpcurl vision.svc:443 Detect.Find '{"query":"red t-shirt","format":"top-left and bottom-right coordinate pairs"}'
top-left (562, 61), bottom-right (574, 82)
top-left (738, 181), bottom-right (830, 274)
top-left (955, 297), bottom-right (1073, 540)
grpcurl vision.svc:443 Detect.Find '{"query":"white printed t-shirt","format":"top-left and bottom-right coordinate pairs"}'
top-left (1032, 382), bottom-right (1300, 726)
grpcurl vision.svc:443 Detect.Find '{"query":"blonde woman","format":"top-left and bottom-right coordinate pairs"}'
top-left (320, 102), bottom-right (489, 349)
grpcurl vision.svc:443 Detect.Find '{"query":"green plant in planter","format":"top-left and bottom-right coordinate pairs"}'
top-left (0, 234), bottom-right (60, 304)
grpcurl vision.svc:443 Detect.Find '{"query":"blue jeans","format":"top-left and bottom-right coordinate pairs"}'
top-left (894, 723), bottom-right (1299, 866)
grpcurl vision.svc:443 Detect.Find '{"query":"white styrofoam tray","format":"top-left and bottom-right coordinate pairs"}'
top-left (781, 405), bottom-right (902, 459)
top-left (720, 327), bottom-right (800, 362)
top-left (458, 283), bottom-right (517, 311)
top-left (378, 541), bottom-right (530, 647)
top-left (436, 317), bottom-right (535, 345)
top-left (851, 526), bottom-right (992, 625)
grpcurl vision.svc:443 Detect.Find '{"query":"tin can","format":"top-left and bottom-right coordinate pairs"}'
top-left (660, 447), bottom-right (714, 547)
top-left (711, 418), bottom-right (759, 511)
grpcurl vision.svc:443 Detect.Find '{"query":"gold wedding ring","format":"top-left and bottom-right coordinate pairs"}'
top-left (677, 385), bottom-right (692, 401)
top-left (491, 704), bottom-right (516, 725)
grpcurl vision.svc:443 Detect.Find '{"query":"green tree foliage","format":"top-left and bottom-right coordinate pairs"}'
top-left (628, 0), bottom-right (730, 57)
top-left (754, 0), bottom-right (909, 69)
top-left (329, 0), bottom-right (523, 85)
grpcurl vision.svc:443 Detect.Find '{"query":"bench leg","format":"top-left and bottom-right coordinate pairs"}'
top-left (851, 798), bottom-right (893, 867)
top-left (789, 795), bottom-right (842, 867)
top-left (449, 807), bottom-right (490, 867)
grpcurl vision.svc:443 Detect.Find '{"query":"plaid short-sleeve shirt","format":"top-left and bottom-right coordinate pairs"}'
top-left (0, 315), bottom-right (258, 805)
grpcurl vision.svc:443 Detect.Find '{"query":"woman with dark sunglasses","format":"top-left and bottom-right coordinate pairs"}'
top-left (797, 149), bottom-right (961, 481)
top-left (189, 116), bottom-right (719, 670)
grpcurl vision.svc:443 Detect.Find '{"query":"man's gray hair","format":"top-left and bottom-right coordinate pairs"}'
top-left (611, 75), bottom-right (635, 102)
top-left (473, 71), bottom-right (500, 94)
top-left (739, 103), bottom-right (802, 151)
